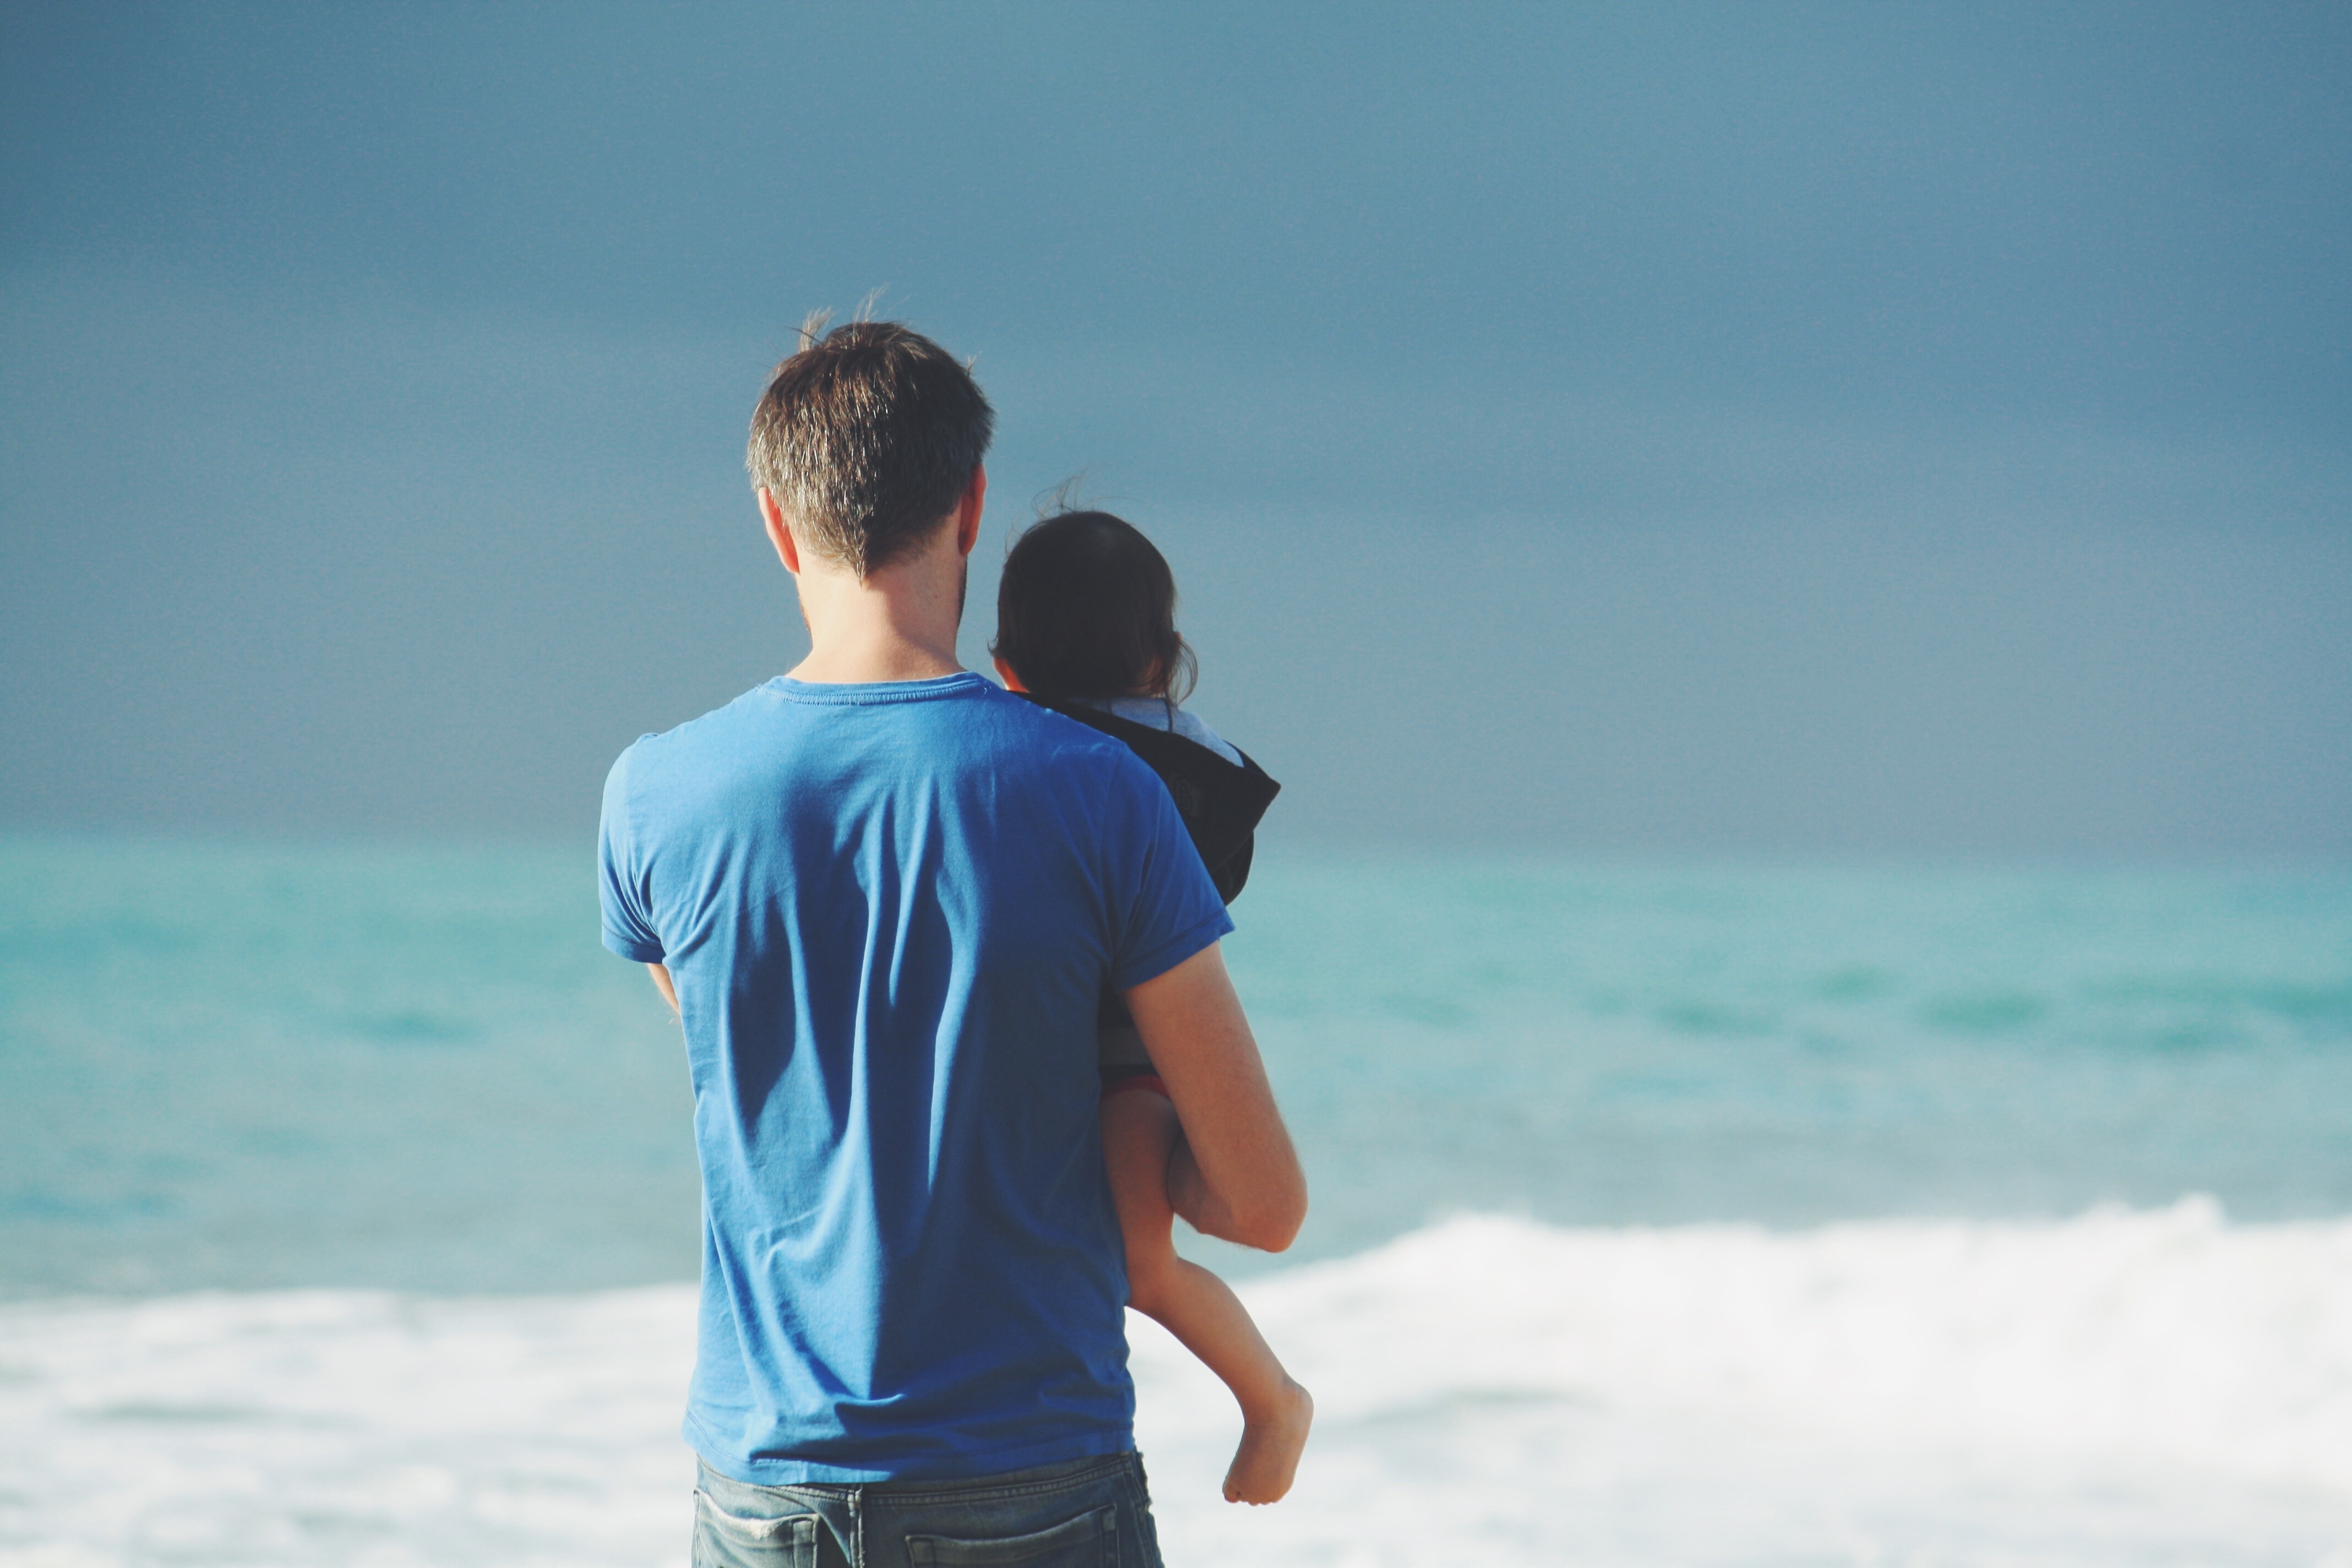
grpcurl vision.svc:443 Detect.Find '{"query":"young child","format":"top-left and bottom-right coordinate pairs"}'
top-left (990, 509), bottom-right (1314, 1506)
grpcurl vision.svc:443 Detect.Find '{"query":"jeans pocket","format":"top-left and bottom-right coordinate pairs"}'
top-left (903, 1502), bottom-right (1118, 1567)
top-left (692, 1489), bottom-right (821, 1568)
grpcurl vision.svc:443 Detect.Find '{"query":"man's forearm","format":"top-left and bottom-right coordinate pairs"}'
top-left (1124, 943), bottom-right (1306, 1252)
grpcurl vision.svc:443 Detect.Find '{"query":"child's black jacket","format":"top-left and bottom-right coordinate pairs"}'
top-left (1019, 695), bottom-right (1280, 903)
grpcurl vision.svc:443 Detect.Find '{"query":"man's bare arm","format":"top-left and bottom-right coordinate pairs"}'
top-left (646, 962), bottom-right (678, 1014)
top-left (1124, 942), bottom-right (1306, 1253)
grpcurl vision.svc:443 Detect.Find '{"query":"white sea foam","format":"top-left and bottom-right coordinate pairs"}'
top-left (3, 1201), bottom-right (2347, 1567)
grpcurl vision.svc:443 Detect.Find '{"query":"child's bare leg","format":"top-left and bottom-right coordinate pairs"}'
top-left (1102, 1087), bottom-right (1313, 1504)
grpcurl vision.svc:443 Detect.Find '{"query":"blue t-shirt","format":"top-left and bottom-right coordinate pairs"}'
top-left (598, 671), bottom-right (1232, 1485)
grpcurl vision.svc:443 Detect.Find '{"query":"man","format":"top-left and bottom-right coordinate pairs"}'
top-left (598, 318), bottom-right (1306, 1566)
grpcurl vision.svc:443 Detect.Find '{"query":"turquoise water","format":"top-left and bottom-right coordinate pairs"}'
top-left (2, 836), bottom-right (2348, 1297)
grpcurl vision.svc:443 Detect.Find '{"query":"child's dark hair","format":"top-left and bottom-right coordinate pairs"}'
top-left (992, 510), bottom-right (1196, 703)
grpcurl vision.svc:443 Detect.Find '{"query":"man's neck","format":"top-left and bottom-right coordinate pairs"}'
top-left (786, 533), bottom-right (970, 685)
top-left (790, 626), bottom-right (965, 684)
top-left (763, 467), bottom-right (987, 685)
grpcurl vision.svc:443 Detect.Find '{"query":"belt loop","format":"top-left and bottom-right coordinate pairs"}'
top-left (849, 1485), bottom-right (864, 1568)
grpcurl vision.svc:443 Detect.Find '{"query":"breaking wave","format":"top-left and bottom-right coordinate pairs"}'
top-left (3, 1200), bottom-right (2347, 1566)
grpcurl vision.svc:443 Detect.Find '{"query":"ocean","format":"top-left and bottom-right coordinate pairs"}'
top-left (3, 836), bottom-right (2348, 1565)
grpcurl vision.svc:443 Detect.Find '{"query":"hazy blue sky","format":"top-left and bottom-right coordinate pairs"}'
top-left (4, 2), bottom-right (2346, 853)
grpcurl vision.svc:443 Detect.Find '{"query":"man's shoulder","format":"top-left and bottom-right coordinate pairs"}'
top-left (605, 680), bottom-right (783, 788)
top-left (992, 694), bottom-right (1177, 791)
top-left (608, 675), bottom-right (1148, 790)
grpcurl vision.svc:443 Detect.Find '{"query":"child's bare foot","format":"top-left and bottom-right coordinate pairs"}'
top-left (1222, 1377), bottom-right (1313, 1504)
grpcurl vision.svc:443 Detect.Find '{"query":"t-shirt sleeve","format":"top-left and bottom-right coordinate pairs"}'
top-left (1104, 751), bottom-right (1236, 992)
top-left (598, 746), bottom-right (666, 963)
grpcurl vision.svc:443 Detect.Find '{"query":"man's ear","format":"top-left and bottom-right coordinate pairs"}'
top-left (954, 464), bottom-right (987, 558)
top-left (759, 487), bottom-right (803, 575)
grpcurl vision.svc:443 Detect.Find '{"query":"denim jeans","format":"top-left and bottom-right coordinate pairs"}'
top-left (691, 1451), bottom-right (1166, 1567)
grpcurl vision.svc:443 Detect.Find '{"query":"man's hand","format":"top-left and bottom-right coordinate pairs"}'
top-left (1164, 1131), bottom-right (1248, 1243)
top-left (1124, 943), bottom-right (1306, 1253)
top-left (646, 963), bottom-right (678, 1014)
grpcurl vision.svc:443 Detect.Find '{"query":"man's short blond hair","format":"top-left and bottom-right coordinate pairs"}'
top-left (746, 317), bottom-right (994, 578)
